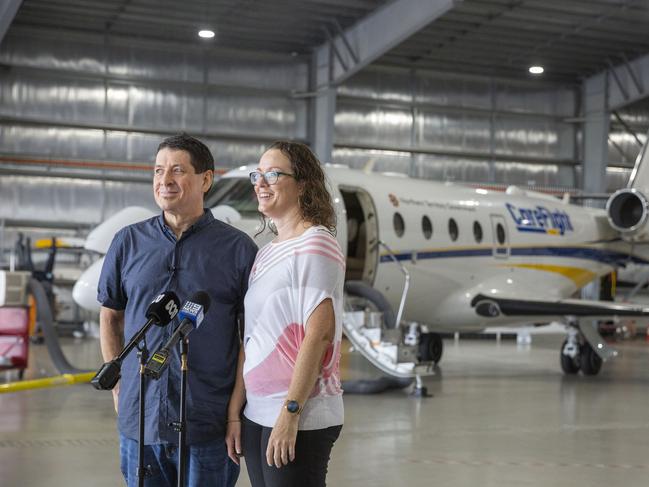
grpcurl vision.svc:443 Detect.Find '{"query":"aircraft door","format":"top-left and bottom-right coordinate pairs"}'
top-left (490, 214), bottom-right (510, 259)
top-left (339, 187), bottom-right (379, 285)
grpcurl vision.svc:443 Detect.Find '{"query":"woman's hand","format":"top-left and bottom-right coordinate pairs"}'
top-left (225, 420), bottom-right (242, 465)
top-left (266, 411), bottom-right (299, 468)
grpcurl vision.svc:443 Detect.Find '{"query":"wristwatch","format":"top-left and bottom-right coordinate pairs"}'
top-left (284, 399), bottom-right (302, 414)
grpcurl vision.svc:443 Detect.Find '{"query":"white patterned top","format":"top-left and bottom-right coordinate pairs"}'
top-left (243, 225), bottom-right (345, 430)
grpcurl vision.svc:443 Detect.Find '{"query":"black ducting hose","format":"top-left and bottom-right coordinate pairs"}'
top-left (343, 280), bottom-right (412, 394)
top-left (342, 376), bottom-right (413, 395)
top-left (344, 280), bottom-right (397, 329)
top-left (28, 278), bottom-right (90, 374)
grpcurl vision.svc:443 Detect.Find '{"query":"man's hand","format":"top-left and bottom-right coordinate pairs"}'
top-left (99, 306), bottom-right (124, 416)
top-left (225, 420), bottom-right (242, 465)
top-left (111, 382), bottom-right (120, 414)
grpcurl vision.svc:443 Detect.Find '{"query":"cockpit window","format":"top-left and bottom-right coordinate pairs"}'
top-left (205, 177), bottom-right (259, 218)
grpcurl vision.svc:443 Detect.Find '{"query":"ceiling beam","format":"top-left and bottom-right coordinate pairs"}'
top-left (598, 53), bottom-right (649, 111)
top-left (391, 42), bottom-right (609, 65)
top-left (0, 0), bottom-right (22, 45)
top-left (313, 0), bottom-right (458, 87)
top-left (378, 57), bottom-right (577, 84)
top-left (412, 29), bottom-right (649, 55)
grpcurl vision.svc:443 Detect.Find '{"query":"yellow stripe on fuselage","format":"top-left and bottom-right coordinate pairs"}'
top-left (507, 264), bottom-right (597, 287)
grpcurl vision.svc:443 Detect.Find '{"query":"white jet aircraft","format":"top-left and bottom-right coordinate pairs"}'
top-left (73, 142), bottom-right (649, 379)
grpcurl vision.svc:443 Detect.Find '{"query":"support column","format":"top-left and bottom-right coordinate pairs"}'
top-left (307, 0), bottom-right (457, 164)
top-left (0, 0), bottom-right (22, 45)
top-left (310, 88), bottom-right (336, 163)
top-left (309, 48), bottom-right (336, 163)
top-left (582, 72), bottom-right (610, 207)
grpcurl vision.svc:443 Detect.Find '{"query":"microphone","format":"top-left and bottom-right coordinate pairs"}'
top-left (91, 291), bottom-right (181, 390)
top-left (144, 291), bottom-right (211, 380)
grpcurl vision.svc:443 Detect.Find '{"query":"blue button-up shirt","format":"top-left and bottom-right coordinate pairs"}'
top-left (97, 210), bottom-right (257, 445)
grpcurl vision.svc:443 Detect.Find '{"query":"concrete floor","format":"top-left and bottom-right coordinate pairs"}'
top-left (1, 334), bottom-right (649, 486)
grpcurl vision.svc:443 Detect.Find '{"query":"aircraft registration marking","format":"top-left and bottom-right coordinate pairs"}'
top-left (506, 202), bottom-right (573, 235)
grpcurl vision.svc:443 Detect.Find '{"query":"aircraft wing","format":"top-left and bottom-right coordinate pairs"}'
top-left (470, 294), bottom-right (649, 318)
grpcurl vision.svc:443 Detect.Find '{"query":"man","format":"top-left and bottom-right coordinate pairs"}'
top-left (98, 133), bottom-right (257, 486)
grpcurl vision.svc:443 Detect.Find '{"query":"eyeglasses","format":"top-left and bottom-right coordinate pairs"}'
top-left (249, 170), bottom-right (296, 185)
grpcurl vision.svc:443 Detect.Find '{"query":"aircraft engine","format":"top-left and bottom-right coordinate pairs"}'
top-left (606, 188), bottom-right (649, 240)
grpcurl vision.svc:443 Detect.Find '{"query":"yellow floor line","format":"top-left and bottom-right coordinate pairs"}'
top-left (0, 372), bottom-right (95, 394)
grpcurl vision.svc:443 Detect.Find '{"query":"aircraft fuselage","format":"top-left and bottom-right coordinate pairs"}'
top-left (296, 166), bottom-right (646, 332)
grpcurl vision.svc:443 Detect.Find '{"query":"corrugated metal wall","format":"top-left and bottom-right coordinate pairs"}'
top-left (0, 28), bottom-right (308, 165)
top-left (0, 176), bottom-right (155, 225)
top-left (608, 103), bottom-right (647, 189)
top-left (334, 66), bottom-right (579, 189)
top-left (0, 27), bottom-right (309, 228)
top-left (0, 27), bottom-right (638, 235)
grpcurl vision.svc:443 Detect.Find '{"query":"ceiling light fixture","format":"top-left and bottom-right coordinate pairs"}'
top-left (529, 65), bottom-right (544, 75)
top-left (198, 29), bottom-right (215, 39)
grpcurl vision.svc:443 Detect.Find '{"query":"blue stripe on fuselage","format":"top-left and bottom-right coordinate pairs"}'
top-left (516, 227), bottom-right (547, 233)
top-left (379, 247), bottom-right (649, 266)
top-left (416, 249), bottom-right (492, 260)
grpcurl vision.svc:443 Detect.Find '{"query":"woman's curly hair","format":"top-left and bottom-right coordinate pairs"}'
top-left (258, 141), bottom-right (336, 235)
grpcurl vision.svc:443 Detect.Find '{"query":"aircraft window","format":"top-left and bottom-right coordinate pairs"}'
top-left (473, 221), bottom-right (483, 243)
top-left (204, 177), bottom-right (259, 218)
top-left (422, 216), bottom-right (432, 239)
top-left (393, 212), bottom-right (405, 237)
top-left (496, 223), bottom-right (506, 244)
top-left (448, 218), bottom-right (458, 241)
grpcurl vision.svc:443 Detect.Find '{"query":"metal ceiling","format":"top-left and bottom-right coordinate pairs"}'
top-left (380, 0), bottom-right (649, 84)
top-left (11, 0), bottom-right (390, 54)
top-left (10, 0), bottom-right (649, 84)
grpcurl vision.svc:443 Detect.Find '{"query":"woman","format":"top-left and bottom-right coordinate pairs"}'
top-left (225, 141), bottom-right (344, 487)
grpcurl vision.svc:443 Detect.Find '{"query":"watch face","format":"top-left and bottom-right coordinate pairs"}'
top-left (286, 400), bottom-right (300, 413)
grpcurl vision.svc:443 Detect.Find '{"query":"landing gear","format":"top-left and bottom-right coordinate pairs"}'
top-left (418, 332), bottom-right (443, 364)
top-left (580, 342), bottom-right (603, 376)
top-left (560, 325), bottom-right (604, 376)
top-left (560, 339), bottom-right (580, 374)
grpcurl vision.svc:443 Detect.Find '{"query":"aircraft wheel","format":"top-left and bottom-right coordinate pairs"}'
top-left (560, 339), bottom-right (580, 375)
top-left (580, 343), bottom-right (603, 376)
top-left (419, 333), bottom-right (443, 364)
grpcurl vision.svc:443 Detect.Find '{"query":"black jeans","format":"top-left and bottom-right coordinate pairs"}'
top-left (242, 416), bottom-right (342, 487)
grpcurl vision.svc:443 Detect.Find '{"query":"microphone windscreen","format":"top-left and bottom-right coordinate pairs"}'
top-left (189, 291), bottom-right (211, 314)
top-left (145, 291), bottom-right (181, 325)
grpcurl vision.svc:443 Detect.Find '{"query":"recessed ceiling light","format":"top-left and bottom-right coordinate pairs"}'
top-left (529, 65), bottom-right (544, 75)
top-left (198, 29), bottom-right (215, 39)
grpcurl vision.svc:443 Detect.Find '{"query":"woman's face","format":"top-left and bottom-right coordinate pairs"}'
top-left (254, 149), bottom-right (301, 220)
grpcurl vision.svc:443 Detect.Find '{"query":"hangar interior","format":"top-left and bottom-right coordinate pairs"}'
top-left (2, 1), bottom-right (649, 486)
top-left (2, 0), bottom-right (649, 240)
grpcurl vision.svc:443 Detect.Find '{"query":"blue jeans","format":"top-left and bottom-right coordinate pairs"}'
top-left (119, 434), bottom-right (239, 487)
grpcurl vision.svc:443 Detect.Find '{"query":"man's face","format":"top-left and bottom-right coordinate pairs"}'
top-left (153, 148), bottom-right (213, 217)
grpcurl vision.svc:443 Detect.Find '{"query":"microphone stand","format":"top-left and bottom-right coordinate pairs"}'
top-left (174, 336), bottom-right (190, 487)
top-left (136, 337), bottom-right (151, 487)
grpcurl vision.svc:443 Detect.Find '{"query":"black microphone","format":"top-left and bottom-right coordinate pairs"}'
top-left (91, 291), bottom-right (181, 390)
top-left (144, 291), bottom-right (211, 380)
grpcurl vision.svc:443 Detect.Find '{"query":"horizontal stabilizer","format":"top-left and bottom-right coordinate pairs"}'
top-left (471, 294), bottom-right (649, 318)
